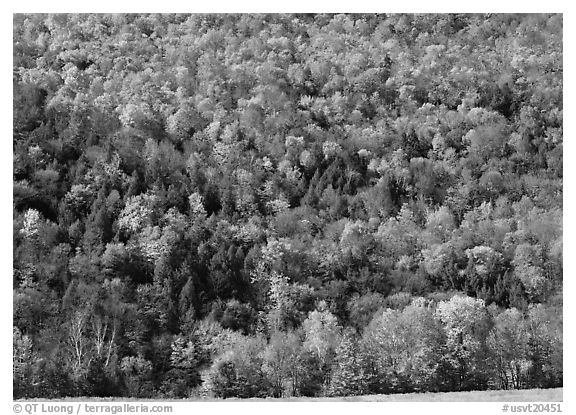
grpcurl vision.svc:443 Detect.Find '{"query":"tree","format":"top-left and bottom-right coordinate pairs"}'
top-left (346, 292), bottom-right (386, 330)
top-left (360, 300), bottom-right (443, 393)
top-left (160, 336), bottom-right (201, 397)
top-left (117, 193), bottom-right (157, 236)
top-left (261, 330), bottom-right (302, 397)
top-left (20, 208), bottom-right (42, 239)
top-left (205, 333), bottom-right (269, 398)
top-left (487, 307), bottom-right (531, 390)
top-left (302, 303), bottom-right (341, 391)
top-left (464, 245), bottom-right (505, 302)
top-left (512, 243), bottom-right (550, 301)
top-left (435, 295), bottom-right (492, 391)
top-left (120, 355), bottom-right (154, 397)
top-left (66, 309), bottom-right (92, 384)
top-left (524, 304), bottom-right (562, 388)
top-left (328, 328), bottom-right (365, 396)
top-left (13, 326), bottom-right (36, 398)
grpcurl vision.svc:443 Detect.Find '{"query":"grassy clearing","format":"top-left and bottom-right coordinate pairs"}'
top-left (265, 387), bottom-right (564, 402)
top-left (22, 388), bottom-right (562, 402)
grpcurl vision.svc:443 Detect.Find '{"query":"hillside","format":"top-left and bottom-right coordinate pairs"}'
top-left (13, 13), bottom-right (562, 399)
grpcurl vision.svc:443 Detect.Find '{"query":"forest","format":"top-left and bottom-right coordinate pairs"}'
top-left (13, 13), bottom-right (562, 399)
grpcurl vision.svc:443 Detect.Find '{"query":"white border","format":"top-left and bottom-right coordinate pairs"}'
top-left (3, 4), bottom-right (572, 415)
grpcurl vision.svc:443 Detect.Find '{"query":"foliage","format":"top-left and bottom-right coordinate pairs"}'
top-left (13, 13), bottom-right (562, 398)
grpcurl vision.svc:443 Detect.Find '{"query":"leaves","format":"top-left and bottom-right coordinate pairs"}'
top-left (13, 13), bottom-right (562, 399)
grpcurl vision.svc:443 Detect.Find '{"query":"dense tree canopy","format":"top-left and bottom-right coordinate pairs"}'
top-left (13, 13), bottom-right (562, 398)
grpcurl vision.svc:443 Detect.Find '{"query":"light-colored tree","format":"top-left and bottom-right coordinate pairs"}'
top-left (435, 295), bottom-right (492, 390)
top-left (487, 308), bottom-right (531, 389)
top-left (64, 184), bottom-right (95, 214)
top-left (91, 313), bottom-right (118, 368)
top-left (20, 209), bottom-right (42, 239)
top-left (425, 205), bottom-right (456, 244)
top-left (205, 333), bottom-right (269, 398)
top-left (13, 326), bottom-right (35, 395)
top-left (188, 192), bottom-right (207, 217)
top-left (67, 309), bottom-right (92, 380)
top-left (322, 141), bottom-right (342, 159)
top-left (170, 336), bottom-right (198, 371)
top-left (375, 204), bottom-right (422, 260)
top-left (361, 300), bottom-right (442, 393)
top-left (512, 243), bottom-right (549, 299)
top-left (117, 193), bottom-right (156, 235)
top-left (525, 304), bottom-right (563, 388)
top-left (302, 304), bottom-right (341, 369)
top-left (166, 106), bottom-right (197, 141)
top-left (262, 330), bottom-right (302, 397)
top-left (329, 329), bottom-right (365, 396)
top-left (339, 219), bottom-right (371, 259)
